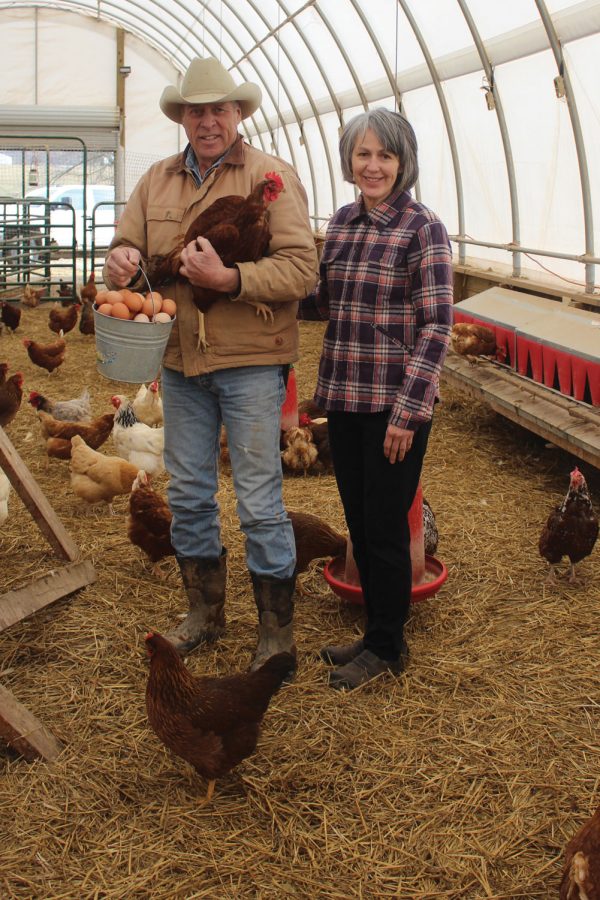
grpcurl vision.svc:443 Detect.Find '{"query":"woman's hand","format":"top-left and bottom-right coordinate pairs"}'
top-left (106, 246), bottom-right (141, 288)
top-left (383, 424), bottom-right (413, 463)
top-left (179, 237), bottom-right (240, 294)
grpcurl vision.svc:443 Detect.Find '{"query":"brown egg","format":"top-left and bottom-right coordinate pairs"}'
top-left (160, 298), bottom-right (177, 318)
top-left (141, 292), bottom-right (163, 317)
top-left (123, 291), bottom-right (144, 314)
top-left (104, 290), bottom-right (123, 304)
top-left (111, 302), bottom-right (132, 319)
top-left (97, 303), bottom-right (113, 316)
top-left (95, 290), bottom-right (109, 305)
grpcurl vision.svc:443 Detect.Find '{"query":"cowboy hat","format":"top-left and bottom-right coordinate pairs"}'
top-left (160, 57), bottom-right (262, 123)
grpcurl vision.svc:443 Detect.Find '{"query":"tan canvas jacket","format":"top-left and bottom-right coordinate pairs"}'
top-left (104, 137), bottom-right (318, 375)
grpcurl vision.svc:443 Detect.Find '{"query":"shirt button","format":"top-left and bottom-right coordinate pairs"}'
top-left (166, 211), bottom-right (171, 219)
top-left (275, 336), bottom-right (283, 346)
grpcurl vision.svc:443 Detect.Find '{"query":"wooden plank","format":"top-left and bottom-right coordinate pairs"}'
top-left (0, 427), bottom-right (78, 561)
top-left (0, 559), bottom-right (97, 633)
top-left (0, 683), bottom-right (63, 761)
top-left (442, 354), bottom-right (600, 470)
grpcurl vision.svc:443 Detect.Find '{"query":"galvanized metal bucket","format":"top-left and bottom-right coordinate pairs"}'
top-left (94, 307), bottom-right (174, 383)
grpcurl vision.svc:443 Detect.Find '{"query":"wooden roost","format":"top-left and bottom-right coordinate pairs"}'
top-left (0, 426), bottom-right (97, 761)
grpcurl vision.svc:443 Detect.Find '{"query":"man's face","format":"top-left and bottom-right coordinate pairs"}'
top-left (181, 102), bottom-right (242, 172)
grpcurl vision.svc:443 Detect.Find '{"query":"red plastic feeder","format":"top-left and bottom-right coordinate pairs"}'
top-left (280, 364), bottom-right (299, 430)
top-left (324, 554), bottom-right (448, 605)
top-left (322, 483), bottom-right (448, 605)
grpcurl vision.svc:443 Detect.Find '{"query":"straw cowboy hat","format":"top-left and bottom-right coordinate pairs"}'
top-left (160, 57), bottom-right (262, 123)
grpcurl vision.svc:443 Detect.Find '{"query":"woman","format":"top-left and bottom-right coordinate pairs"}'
top-left (299, 108), bottom-right (453, 690)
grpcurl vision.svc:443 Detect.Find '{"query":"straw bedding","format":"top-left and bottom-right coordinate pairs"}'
top-left (0, 306), bottom-right (598, 899)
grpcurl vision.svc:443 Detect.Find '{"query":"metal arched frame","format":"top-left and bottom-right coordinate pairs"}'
top-left (534, 0), bottom-right (595, 292)
top-left (398, 0), bottom-right (466, 263)
top-left (229, 0), bottom-right (339, 223)
top-left (0, 0), bottom-right (597, 291)
top-left (457, 0), bottom-right (522, 277)
top-left (217, 0), bottom-right (324, 220)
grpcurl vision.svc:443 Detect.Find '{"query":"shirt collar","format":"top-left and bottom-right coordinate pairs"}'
top-left (184, 134), bottom-right (245, 186)
top-left (347, 184), bottom-right (411, 229)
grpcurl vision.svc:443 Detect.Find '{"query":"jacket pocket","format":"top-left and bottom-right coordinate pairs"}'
top-left (146, 205), bottom-right (185, 256)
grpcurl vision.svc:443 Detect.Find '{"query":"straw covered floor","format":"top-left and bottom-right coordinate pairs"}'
top-left (0, 307), bottom-right (599, 898)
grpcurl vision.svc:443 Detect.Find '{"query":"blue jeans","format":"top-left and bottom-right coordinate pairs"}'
top-left (161, 365), bottom-right (296, 579)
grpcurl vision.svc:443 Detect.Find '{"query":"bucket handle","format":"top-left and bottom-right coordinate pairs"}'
top-left (137, 265), bottom-right (160, 322)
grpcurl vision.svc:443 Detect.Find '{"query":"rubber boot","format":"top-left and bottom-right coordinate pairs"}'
top-left (250, 571), bottom-right (297, 674)
top-left (164, 550), bottom-right (227, 655)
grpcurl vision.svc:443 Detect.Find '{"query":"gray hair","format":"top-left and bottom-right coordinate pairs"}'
top-left (339, 108), bottom-right (419, 193)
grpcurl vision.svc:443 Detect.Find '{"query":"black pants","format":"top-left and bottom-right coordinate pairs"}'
top-left (327, 411), bottom-right (432, 661)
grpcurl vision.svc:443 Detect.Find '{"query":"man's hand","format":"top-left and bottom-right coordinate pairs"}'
top-left (105, 246), bottom-right (141, 288)
top-left (383, 424), bottom-right (413, 464)
top-left (179, 237), bottom-right (240, 294)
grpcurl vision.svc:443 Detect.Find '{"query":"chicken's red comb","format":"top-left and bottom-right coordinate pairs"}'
top-left (145, 631), bottom-right (155, 640)
top-left (299, 413), bottom-right (312, 427)
top-left (570, 467), bottom-right (584, 485)
top-left (265, 171), bottom-right (284, 191)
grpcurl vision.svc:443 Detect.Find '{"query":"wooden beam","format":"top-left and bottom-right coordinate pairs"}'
top-left (442, 354), bottom-right (600, 470)
top-left (0, 560), bottom-right (97, 633)
top-left (0, 427), bottom-right (78, 561)
top-left (0, 684), bottom-right (63, 761)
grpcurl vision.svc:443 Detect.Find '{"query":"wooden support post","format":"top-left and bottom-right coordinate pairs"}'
top-left (0, 684), bottom-right (63, 762)
top-left (0, 427), bottom-right (97, 761)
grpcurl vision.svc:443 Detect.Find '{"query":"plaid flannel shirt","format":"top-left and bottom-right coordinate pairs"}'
top-left (299, 187), bottom-right (453, 431)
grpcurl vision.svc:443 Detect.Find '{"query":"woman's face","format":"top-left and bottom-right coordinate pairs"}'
top-left (351, 128), bottom-right (401, 211)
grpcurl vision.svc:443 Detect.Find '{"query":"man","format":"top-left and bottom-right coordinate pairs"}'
top-left (104, 58), bottom-right (317, 674)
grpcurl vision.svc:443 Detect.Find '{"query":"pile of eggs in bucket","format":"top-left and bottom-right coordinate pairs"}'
top-left (94, 290), bottom-right (176, 323)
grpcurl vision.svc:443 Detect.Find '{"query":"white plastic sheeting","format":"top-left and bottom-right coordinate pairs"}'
top-left (0, 0), bottom-right (599, 290)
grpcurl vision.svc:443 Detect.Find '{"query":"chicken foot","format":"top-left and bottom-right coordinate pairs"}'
top-left (204, 779), bottom-right (216, 804)
top-left (244, 300), bottom-right (274, 324)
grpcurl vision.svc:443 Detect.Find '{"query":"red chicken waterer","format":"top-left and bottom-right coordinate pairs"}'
top-left (280, 364), bottom-right (299, 430)
top-left (323, 482), bottom-right (448, 605)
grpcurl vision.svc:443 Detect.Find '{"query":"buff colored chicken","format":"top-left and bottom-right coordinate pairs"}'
top-left (0, 469), bottom-right (11, 526)
top-left (21, 284), bottom-right (45, 309)
top-left (281, 426), bottom-right (318, 474)
top-left (132, 381), bottom-right (163, 428)
top-left (69, 435), bottom-right (140, 514)
top-left (450, 322), bottom-right (504, 365)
